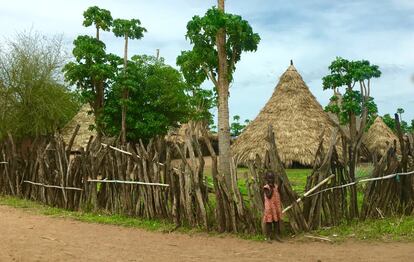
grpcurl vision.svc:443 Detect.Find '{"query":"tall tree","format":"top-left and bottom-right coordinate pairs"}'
top-left (112, 18), bottom-right (146, 144)
top-left (81, 6), bottom-right (113, 137)
top-left (397, 108), bottom-right (405, 122)
top-left (83, 6), bottom-right (113, 40)
top-left (63, 36), bottom-right (121, 135)
top-left (177, 3), bottom-right (260, 186)
top-left (102, 55), bottom-right (190, 142)
top-left (216, 0), bottom-right (232, 183)
top-left (323, 57), bottom-right (381, 218)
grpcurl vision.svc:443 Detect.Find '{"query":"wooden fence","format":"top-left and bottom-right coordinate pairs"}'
top-left (1, 125), bottom-right (413, 235)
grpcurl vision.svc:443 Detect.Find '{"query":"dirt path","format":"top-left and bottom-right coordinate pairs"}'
top-left (0, 206), bottom-right (412, 262)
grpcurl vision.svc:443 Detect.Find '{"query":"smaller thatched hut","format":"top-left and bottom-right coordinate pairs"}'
top-left (166, 122), bottom-right (218, 156)
top-left (61, 104), bottom-right (96, 151)
top-left (363, 116), bottom-right (399, 157)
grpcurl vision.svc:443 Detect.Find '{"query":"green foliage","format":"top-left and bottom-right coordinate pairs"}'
top-left (63, 35), bottom-right (121, 113)
top-left (83, 6), bottom-right (113, 32)
top-left (102, 55), bottom-right (191, 141)
top-left (323, 57), bottom-right (381, 125)
top-left (322, 57), bottom-right (381, 90)
top-left (325, 92), bottom-right (378, 125)
top-left (112, 19), bottom-right (146, 40)
top-left (382, 114), bottom-right (396, 132)
top-left (0, 31), bottom-right (80, 140)
top-left (382, 113), bottom-right (413, 134)
top-left (230, 115), bottom-right (249, 137)
top-left (187, 87), bottom-right (216, 126)
top-left (177, 7), bottom-right (260, 87)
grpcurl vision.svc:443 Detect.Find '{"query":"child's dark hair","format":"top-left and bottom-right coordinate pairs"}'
top-left (265, 171), bottom-right (275, 183)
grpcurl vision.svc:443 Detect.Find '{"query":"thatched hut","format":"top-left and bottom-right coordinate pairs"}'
top-left (363, 116), bottom-right (399, 157)
top-left (231, 63), bottom-right (338, 167)
top-left (61, 104), bottom-right (96, 151)
top-left (166, 122), bottom-right (219, 156)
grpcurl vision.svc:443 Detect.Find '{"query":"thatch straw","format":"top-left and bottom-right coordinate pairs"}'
top-left (165, 122), bottom-right (217, 144)
top-left (61, 104), bottom-right (96, 151)
top-left (362, 116), bottom-right (399, 156)
top-left (231, 64), bottom-right (339, 167)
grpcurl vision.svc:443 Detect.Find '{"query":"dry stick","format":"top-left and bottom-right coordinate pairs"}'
top-left (283, 174), bottom-right (335, 213)
top-left (101, 143), bottom-right (165, 166)
top-left (0, 162), bottom-right (7, 164)
top-left (87, 179), bottom-right (169, 187)
top-left (66, 124), bottom-right (80, 155)
top-left (307, 171), bottom-right (414, 198)
top-left (23, 181), bottom-right (83, 191)
top-left (101, 143), bottom-right (188, 175)
top-left (304, 235), bottom-right (333, 243)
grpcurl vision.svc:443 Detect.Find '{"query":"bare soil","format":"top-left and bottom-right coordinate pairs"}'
top-left (0, 205), bottom-right (413, 262)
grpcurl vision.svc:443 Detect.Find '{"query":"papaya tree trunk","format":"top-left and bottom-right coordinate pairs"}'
top-left (121, 35), bottom-right (129, 144)
top-left (216, 0), bottom-right (232, 187)
top-left (95, 26), bottom-right (103, 139)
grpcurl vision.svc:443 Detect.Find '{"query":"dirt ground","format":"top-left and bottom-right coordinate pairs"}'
top-left (0, 205), bottom-right (413, 262)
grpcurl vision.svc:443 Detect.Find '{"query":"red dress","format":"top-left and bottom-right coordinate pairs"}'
top-left (263, 184), bottom-right (283, 223)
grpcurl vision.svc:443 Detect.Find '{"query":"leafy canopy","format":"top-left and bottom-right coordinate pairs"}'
top-left (63, 35), bottom-right (121, 106)
top-left (230, 115), bottom-right (249, 137)
top-left (0, 31), bottom-right (80, 140)
top-left (102, 55), bottom-right (191, 141)
top-left (177, 7), bottom-right (260, 87)
top-left (323, 57), bottom-right (381, 125)
top-left (112, 19), bottom-right (146, 39)
top-left (322, 57), bottom-right (381, 90)
top-left (83, 6), bottom-right (113, 32)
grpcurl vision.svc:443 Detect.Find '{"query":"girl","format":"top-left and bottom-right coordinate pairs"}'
top-left (263, 171), bottom-right (283, 242)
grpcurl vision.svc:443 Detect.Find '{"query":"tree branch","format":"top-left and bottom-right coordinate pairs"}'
top-left (204, 67), bottom-right (218, 88)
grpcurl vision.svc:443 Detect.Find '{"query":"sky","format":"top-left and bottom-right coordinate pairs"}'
top-left (1, 0), bottom-right (413, 122)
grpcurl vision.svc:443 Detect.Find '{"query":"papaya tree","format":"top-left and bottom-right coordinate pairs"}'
top-left (83, 6), bottom-right (113, 40)
top-left (112, 18), bottom-right (146, 144)
top-left (397, 108), bottom-right (405, 122)
top-left (177, 1), bottom-right (260, 186)
top-left (63, 7), bottom-right (117, 138)
top-left (63, 35), bottom-right (121, 136)
top-left (323, 57), bottom-right (381, 218)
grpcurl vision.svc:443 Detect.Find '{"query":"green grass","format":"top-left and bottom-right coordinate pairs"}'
top-left (315, 217), bottom-right (414, 242)
top-left (0, 195), bottom-right (263, 241)
top-left (286, 169), bottom-right (311, 194)
top-left (2, 166), bottom-right (412, 243)
top-left (0, 195), bottom-right (177, 233)
top-left (1, 195), bottom-right (413, 243)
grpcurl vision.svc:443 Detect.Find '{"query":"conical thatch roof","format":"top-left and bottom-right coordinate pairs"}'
top-left (363, 116), bottom-right (399, 156)
top-left (61, 104), bottom-right (96, 151)
top-left (232, 64), bottom-right (339, 167)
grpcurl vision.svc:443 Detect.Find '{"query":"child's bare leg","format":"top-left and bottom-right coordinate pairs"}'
top-left (273, 221), bottom-right (282, 242)
top-left (265, 222), bottom-right (273, 242)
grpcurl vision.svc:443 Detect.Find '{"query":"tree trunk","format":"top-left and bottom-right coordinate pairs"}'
top-left (216, 0), bottom-right (232, 187)
top-left (348, 111), bottom-right (359, 218)
top-left (121, 35), bottom-right (129, 145)
top-left (96, 27), bottom-right (100, 40)
top-left (94, 26), bottom-right (103, 139)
